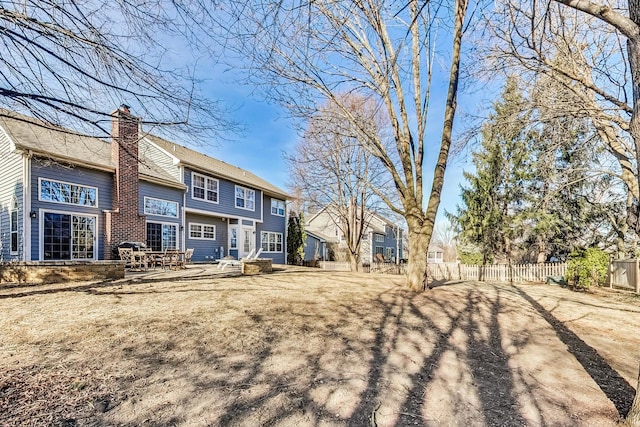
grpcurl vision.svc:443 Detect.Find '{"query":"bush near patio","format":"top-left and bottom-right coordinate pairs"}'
top-left (565, 247), bottom-right (608, 289)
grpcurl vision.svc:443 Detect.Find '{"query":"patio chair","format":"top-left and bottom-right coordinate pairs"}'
top-left (149, 249), bottom-right (168, 270)
top-left (119, 247), bottom-right (145, 271)
top-left (219, 248), bottom-right (263, 271)
top-left (166, 249), bottom-right (182, 270)
top-left (184, 248), bottom-right (194, 266)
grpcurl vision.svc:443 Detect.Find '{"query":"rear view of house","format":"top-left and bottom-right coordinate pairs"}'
top-left (0, 107), bottom-right (288, 264)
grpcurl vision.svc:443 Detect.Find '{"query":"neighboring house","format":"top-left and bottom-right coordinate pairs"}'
top-left (0, 106), bottom-right (288, 264)
top-left (427, 245), bottom-right (445, 264)
top-left (305, 206), bottom-right (404, 263)
top-left (303, 230), bottom-right (338, 262)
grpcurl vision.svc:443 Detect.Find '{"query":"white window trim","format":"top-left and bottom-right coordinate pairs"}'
top-left (235, 185), bottom-right (255, 212)
top-left (191, 172), bottom-right (219, 204)
top-left (189, 222), bottom-right (216, 240)
top-left (375, 234), bottom-right (385, 242)
top-left (271, 198), bottom-right (285, 217)
top-left (260, 231), bottom-right (283, 253)
top-left (39, 209), bottom-right (99, 261)
top-left (146, 221), bottom-right (180, 251)
top-left (10, 197), bottom-right (18, 255)
top-left (38, 177), bottom-right (98, 208)
top-left (143, 196), bottom-right (179, 218)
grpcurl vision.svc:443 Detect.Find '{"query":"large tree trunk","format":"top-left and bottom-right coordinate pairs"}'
top-left (405, 224), bottom-right (430, 291)
top-left (627, 3), bottom-right (640, 418)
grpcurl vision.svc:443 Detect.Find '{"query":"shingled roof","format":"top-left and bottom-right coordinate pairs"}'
top-left (0, 109), bottom-right (113, 170)
top-left (145, 134), bottom-right (289, 199)
top-left (0, 110), bottom-right (289, 194)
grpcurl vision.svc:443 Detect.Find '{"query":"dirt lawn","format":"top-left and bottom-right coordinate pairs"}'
top-left (1, 267), bottom-right (640, 426)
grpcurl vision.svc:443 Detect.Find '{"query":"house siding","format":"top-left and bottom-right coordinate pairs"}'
top-left (304, 234), bottom-right (325, 261)
top-left (185, 213), bottom-right (227, 262)
top-left (256, 195), bottom-right (286, 264)
top-left (139, 138), bottom-right (181, 181)
top-left (0, 129), bottom-right (24, 261)
top-left (30, 159), bottom-right (112, 260)
top-left (184, 167), bottom-right (262, 221)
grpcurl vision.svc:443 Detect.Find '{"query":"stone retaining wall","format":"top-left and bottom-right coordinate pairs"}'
top-left (242, 259), bottom-right (273, 275)
top-left (0, 261), bottom-right (125, 285)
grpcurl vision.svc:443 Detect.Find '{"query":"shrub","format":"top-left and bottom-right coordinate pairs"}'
top-left (565, 248), bottom-right (609, 289)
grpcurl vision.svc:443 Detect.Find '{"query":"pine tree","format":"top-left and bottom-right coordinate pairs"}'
top-left (287, 211), bottom-right (306, 265)
top-left (449, 76), bottom-right (533, 265)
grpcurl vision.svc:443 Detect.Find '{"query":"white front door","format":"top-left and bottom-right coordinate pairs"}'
top-left (240, 226), bottom-right (254, 258)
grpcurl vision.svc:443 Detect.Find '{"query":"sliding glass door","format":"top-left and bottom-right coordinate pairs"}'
top-left (43, 212), bottom-right (96, 260)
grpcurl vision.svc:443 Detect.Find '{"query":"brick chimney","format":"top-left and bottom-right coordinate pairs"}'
top-left (107, 104), bottom-right (146, 258)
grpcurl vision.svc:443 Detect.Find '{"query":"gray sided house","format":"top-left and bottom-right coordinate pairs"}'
top-left (305, 206), bottom-right (404, 263)
top-left (0, 108), bottom-right (288, 264)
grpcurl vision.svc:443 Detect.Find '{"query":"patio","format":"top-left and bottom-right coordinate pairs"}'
top-left (123, 262), bottom-right (243, 282)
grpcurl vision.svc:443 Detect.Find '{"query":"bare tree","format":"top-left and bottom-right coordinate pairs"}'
top-left (488, 1), bottom-right (640, 422)
top-left (216, 0), bottom-right (471, 290)
top-left (488, 1), bottom-right (638, 238)
top-left (0, 0), bottom-right (229, 139)
top-left (287, 95), bottom-right (389, 271)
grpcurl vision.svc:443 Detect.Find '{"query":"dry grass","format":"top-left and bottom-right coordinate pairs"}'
top-left (1, 267), bottom-right (639, 426)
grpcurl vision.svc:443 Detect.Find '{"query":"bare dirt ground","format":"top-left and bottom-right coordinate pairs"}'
top-left (1, 266), bottom-right (640, 426)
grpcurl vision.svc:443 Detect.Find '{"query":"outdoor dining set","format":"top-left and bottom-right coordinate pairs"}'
top-left (117, 247), bottom-right (194, 271)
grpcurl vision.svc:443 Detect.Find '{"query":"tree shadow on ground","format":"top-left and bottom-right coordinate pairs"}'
top-left (94, 280), bottom-right (548, 426)
top-left (514, 286), bottom-right (635, 417)
top-left (2, 272), bottom-right (627, 426)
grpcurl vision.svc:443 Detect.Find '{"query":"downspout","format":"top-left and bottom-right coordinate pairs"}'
top-left (181, 165), bottom-right (186, 250)
top-left (396, 225), bottom-right (399, 265)
top-left (284, 200), bottom-right (289, 265)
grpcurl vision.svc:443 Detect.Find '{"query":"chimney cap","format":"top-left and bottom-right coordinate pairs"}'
top-left (119, 104), bottom-right (131, 113)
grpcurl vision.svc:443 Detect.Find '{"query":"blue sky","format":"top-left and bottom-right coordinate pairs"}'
top-left (194, 73), bottom-right (482, 225)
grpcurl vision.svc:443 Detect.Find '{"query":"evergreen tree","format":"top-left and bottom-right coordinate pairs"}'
top-left (448, 76), bottom-right (533, 265)
top-left (287, 211), bottom-right (306, 265)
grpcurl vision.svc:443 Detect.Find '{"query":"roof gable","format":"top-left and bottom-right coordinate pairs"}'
top-left (145, 134), bottom-right (288, 199)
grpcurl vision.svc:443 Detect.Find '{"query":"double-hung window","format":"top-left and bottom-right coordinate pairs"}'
top-left (189, 223), bottom-right (216, 239)
top-left (235, 186), bottom-right (255, 211)
top-left (192, 173), bottom-right (218, 203)
top-left (260, 231), bottom-right (283, 253)
top-left (271, 199), bottom-right (285, 216)
top-left (375, 234), bottom-right (385, 243)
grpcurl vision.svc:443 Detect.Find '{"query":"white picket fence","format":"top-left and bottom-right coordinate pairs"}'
top-left (318, 261), bottom-right (351, 271)
top-left (454, 263), bottom-right (567, 282)
top-left (317, 260), bottom-right (567, 283)
top-left (610, 259), bottom-right (640, 291)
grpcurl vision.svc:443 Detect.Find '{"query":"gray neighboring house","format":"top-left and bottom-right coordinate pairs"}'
top-left (0, 107), bottom-right (289, 264)
top-left (303, 229), bottom-right (338, 262)
top-left (304, 206), bottom-right (404, 263)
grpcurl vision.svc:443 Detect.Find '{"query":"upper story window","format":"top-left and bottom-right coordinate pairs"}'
top-left (192, 172), bottom-right (218, 203)
top-left (235, 186), bottom-right (255, 211)
top-left (144, 197), bottom-right (178, 218)
top-left (375, 234), bottom-right (385, 242)
top-left (189, 223), bottom-right (216, 240)
top-left (39, 178), bottom-right (97, 207)
top-left (271, 199), bottom-right (285, 216)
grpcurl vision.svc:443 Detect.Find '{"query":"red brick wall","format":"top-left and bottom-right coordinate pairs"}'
top-left (107, 105), bottom-right (145, 259)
